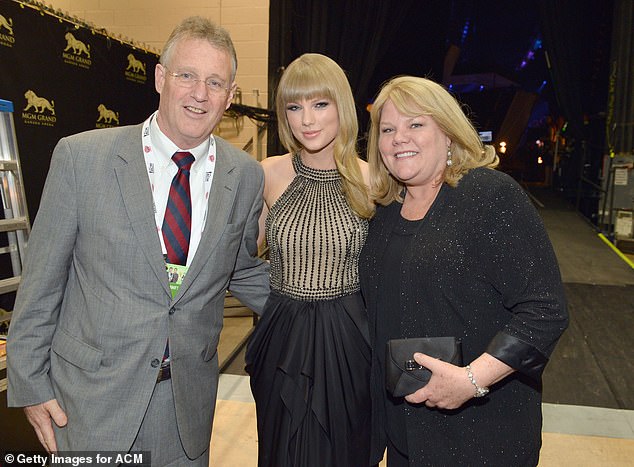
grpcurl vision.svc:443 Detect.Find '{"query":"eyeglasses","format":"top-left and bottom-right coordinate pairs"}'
top-left (163, 66), bottom-right (230, 94)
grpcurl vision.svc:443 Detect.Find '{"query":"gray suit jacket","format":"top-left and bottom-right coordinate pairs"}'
top-left (7, 124), bottom-right (270, 456)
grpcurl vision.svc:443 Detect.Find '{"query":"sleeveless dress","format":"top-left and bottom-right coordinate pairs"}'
top-left (245, 154), bottom-right (371, 467)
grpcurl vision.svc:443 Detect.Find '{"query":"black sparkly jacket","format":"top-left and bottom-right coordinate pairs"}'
top-left (359, 167), bottom-right (569, 466)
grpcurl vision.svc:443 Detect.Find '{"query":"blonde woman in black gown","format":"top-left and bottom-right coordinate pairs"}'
top-left (245, 53), bottom-right (374, 466)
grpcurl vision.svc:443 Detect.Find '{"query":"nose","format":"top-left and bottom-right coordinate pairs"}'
top-left (302, 108), bottom-right (315, 126)
top-left (392, 127), bottom-right (410, 144)
top-left (190, 79), bottom-right (208, 100)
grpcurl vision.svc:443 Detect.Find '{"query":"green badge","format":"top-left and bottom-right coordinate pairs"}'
top-left (165, 263), bottom-right (188, 298)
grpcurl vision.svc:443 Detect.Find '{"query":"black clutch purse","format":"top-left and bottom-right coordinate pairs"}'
top-left (386, 337), bottom-right (463, 398)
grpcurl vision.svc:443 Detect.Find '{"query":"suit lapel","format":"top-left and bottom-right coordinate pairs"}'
top-left (174, 144), bottom-right (239, 299)
top-left (114, 129), bottom-right (171, 296)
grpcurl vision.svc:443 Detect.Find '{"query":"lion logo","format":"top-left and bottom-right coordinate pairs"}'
top-left (64, 32), bottom-right (90, 57)
top-left (126, 53), bottom-right (146, 74)
top-left (0, 14), bottom-right (13, 35)
top-left (97, 104), bottom-right (119, 124)
top-left (24, 90), bottom-right (55, 115)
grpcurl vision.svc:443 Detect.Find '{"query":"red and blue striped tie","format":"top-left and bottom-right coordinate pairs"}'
top-left (162, 151), bottom-right (195, 266)
top-left (161, 152), bottom-right (194, 369)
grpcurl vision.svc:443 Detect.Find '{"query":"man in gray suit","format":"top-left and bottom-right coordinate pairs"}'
top-left (7, 16), bottom-right (269, 465)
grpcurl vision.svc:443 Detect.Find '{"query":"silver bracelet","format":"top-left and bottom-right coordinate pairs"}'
top-left (465, 364), bottom-right (490, 398)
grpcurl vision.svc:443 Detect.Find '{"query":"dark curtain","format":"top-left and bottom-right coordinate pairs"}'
top-left (538, 1), bottom-right (588, 143)
top-left (538, 0), bottom-right (613, 204)
top-left (607, 0), bottom-right (634, 155)
top-left (268, 0), bottom-right (425, 155)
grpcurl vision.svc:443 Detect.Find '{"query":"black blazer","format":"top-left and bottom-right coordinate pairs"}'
top-left (359, 167), bottom-right (568, 466)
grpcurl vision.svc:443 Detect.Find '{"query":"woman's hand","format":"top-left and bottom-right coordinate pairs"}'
top-left (404, 353), bottom-right (474, 409)
top-left (404, 352), bottom-right (514, 409)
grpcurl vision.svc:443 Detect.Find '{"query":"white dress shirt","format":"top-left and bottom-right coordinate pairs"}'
top-left (149, 117), bottom-right (213, 267)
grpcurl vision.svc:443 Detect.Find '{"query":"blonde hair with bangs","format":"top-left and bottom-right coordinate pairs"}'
top-left (275, 53), bottom-right (373, 219)
top-left (367, 76), bottom-right (499, 206)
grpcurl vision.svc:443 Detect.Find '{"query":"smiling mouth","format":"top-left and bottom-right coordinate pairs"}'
top-left (185, 106), bottom-right (205, 114)
top-left (395, 151), bottom-right (417, 159)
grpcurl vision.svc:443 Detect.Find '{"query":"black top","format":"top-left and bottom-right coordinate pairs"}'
top-left (360, 167), bottom-right (569, 466)
top-left (376, 215), bottom-right (421, 455)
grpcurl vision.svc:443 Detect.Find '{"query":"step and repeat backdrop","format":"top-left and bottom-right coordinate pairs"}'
top-left (0, 0), bottom-right (160, 219)
top-left (0, 0), bottom-right (159, 310)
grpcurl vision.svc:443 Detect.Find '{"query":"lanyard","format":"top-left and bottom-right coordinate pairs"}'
top-left (141, 112), bottom-right (216, 256)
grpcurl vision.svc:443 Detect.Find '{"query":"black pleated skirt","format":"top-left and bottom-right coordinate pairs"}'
top-left (245, 291), bottom-right (371, 467)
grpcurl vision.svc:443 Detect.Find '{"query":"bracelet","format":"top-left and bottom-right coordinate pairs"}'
top-left (465, 364), bottom-right (490, 398)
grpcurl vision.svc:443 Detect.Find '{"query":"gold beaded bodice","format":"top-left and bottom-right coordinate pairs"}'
top-left (265, 154), bottom-right (369, 301)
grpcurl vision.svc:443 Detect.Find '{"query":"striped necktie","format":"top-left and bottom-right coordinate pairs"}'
top-left (162, 151), bottom-right (195, 266)
top-left (161, 151), bottom-right (194, 368)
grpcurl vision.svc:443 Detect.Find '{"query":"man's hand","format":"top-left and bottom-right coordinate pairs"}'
top-left (24, 399), bottom-right (68, 453)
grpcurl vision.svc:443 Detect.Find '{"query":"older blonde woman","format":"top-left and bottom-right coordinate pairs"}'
top-left (359, 76), bottom-right (568, 467)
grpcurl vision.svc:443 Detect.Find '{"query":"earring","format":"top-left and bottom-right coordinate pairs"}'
top-left (446, 145), bottom-right (453, 167)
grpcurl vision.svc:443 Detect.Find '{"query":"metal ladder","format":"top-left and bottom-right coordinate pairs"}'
top-left (0, 98), bottom-right (31, 324)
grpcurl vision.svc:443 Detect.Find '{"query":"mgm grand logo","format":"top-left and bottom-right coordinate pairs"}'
top-left (62, 32), bottom-right (92, 69)
top-left (125, 53), bottom-right (147, 84)
top-left (0, 13), bottom-right (15, 47)
top-left (96, 104), bottom-right (120, 128)
top-left (22, 90), bottom-right (57, 127)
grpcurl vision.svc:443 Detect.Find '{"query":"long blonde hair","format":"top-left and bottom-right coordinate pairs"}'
top-left (367, 76), bottom-right (499, 205)
top-left (275, 53), bottom-right (373, 219)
